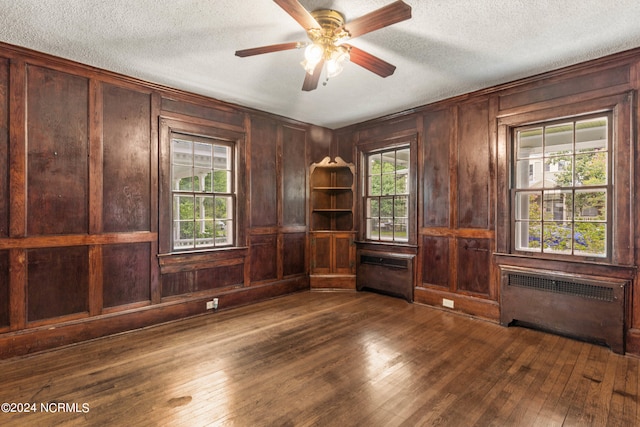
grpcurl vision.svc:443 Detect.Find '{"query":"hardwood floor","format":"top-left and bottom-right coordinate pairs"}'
top-left (1, 291), bottom-right (638, 426)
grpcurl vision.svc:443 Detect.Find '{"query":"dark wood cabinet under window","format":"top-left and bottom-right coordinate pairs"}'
top-left (309, 157), bottom-right (356, 289)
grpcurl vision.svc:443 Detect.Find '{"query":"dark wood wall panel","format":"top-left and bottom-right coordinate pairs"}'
top-left (0, 58), bottom-right (8, 238)
top-left (422, 236), bottom-right (449, 288)
top-left (335, 130), bottom-right (353, 163)
top-left (27, 246), bottom-right (89, 321)
top-left (161, 271), bottom-right (193, 298)
top-left (103, 84), bottom-right (151, 232)
top-left (103, 243), bottom-right (151, 308)
top-left (457, 100), bottom-right (490, 229)
top-left (282, 126), bottom-right (306, 226)
top-left (196, 264), bottom-right (244, 291)
top-left (250, 117), bottom-right (277, 227)
top-left (250, 234), bottom-right (277, 282)
top-left (26, 65), bottom-right (88, 235)
top-left (0, 250), bottom-right (8, 327)
top-left (160, 263), bottom-right (244, 298)
top-left (283, 233), bottom-right (305, 277)
top-left (357, 116), bottom-right (417, 141)
top-left (456, 238), bottom-right (491, 295)
top-left (499, 65), bottom-right (630, 111)
top-left (308, 126), bottom-right (333, 164)
top-left (161, 98), bottom-right (244, 129)
top-left (422, 109), bottom-right (451, 227)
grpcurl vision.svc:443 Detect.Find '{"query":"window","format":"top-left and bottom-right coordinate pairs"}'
top-left (364, 147), bottom-right (410, 242)
top-left (171, 133), bottom-right (235, 250)
top-left (512, 113), bottom-right (610, 258)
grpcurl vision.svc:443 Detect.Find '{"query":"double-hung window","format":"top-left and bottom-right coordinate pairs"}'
top-left (364, 146), bottom-right (410, 242)
top-left (513, 113), bottom-right (611, 258)
top-left (171, 133), bottom-right (235, 251)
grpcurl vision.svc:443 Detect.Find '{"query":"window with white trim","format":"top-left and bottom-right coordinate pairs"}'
top-left (171, 133), bottom-right (235, 250)
top-left (512, 113), bottom-right (611, 258)
top-left (364, 146), bottom-right (410, 242)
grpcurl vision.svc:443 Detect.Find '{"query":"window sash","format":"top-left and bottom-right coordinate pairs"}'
top-left (512, 114), bottom-right (610, 258)
top-left (364, 146), bottom-right (410, 243)
top-left (170, 134), bottom-right (235, 251)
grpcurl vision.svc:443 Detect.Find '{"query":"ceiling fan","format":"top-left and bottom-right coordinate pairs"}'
top-left (235, 0), bottom-right (412, 91)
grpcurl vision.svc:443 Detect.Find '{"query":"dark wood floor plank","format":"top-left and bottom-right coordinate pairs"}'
top-left (0, 291), bottom-right (639, 426)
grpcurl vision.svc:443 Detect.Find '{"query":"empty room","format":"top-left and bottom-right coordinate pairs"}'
top-left (1, 1), bottom-right (640, 425)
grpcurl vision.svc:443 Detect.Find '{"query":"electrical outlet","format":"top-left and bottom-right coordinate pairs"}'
top-left (206, 300), bottom-right (214, 310)
top-left (442, 298), bottom-right (454, 309)
top-left (213, 298), bottom-right (219, 310)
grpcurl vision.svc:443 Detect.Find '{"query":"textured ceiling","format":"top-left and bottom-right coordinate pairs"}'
top-left (1, 1), bottom-right (640, 129)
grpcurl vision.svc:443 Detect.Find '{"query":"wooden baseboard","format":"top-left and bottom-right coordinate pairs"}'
top-left (310, 275), bottom-right (356, 290)
top-left (414, 287), bottom-right (500, 322)
top-left (625, 329), bottom-right (640, 358)
top-left (0, 276), bottom-right (309, 360)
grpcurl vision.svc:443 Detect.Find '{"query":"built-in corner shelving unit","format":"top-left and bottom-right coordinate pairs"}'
top-left (309, 156), bottom-right (356, 289)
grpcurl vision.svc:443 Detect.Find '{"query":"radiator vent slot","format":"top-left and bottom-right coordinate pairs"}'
top-left (361, 255), bottom-right (408, 269)
top-left (508, 273), bottom-right (614, 302)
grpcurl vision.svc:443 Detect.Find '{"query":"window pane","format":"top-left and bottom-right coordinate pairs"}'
top-left (576, 117), bottom-right (607, 153)
top-left (543, 222), bottom-right (572, 254)
top-left (394, 196), bottom-right (408, 219)
top-left (194, 142), bottom-right (212, 168)
top-left (213, 170), bottom-right (231, 193)
top-left (367, 198), bottom-right (379, 217)
top-left (544, 155), bottom-right (572, 188)
top-left (517, 127), bottom-right (543, 159)
top-left (574, 222), bottom-right (606, 257)
top-left (381, 173), bottom-right (395, 196)
top-left (215, 196), bottom-right (233, 220)
top-left (394, 217), bottom-right (408, 242)
top-left (515, 192), bottom-right (541, 221)
top-left (195, 219), bottom-right (214, 248)
top-left (395, 172), bottom-right (409, 194)
top-left (543, 190), bottom-right (572, 221)
top-left (215, 145), bottom-right (231, 169)
top-left (369, 174), bottom-right (381, 196)
top-left (574, 189), bottom-right (606, 221)
top-left (172, 139), bottom-right (193, 165)
top-left (380, 197), bottom-right (393, 217)
top-left (174, 195), bottom-right (194, 221)
top-left (545, 122), bottom-right (573, 156)
top-left (369, 153), bottom-right (381, 175)
top-left (515, 159), bottom-right (542, 189)
top-left (193, 168), bottom-right (211, 192)
top-left (195, 196), bottom-right (214, 219)
top-left (366, 218), bottom-right (380, 240)
top-left (396, 149), bottom-right (410, 171)
top-left (574, 152), bottom-right (607, 186)
top-left (515, 221), bottom-right (541, 252)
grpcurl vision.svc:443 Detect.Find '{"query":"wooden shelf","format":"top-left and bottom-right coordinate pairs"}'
top-left (309, 157), bottom-right (356, 289)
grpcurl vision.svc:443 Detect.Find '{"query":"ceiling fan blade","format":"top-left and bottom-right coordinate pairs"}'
top-left (302, 59), bottom-right (325, 91)
top-left (235, 42), bottom-right (303, 57)
top-left (273, 0), bottom-right (321, 30)
top-left (346, 45), bottom-right (396, 78)
top-left (343, 0), bottom-right (412, 39)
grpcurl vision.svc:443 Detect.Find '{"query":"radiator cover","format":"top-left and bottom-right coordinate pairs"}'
top-left (356, 250), bottom-right (414, 302)
top-left (500, 267), bottom-right (627, 354)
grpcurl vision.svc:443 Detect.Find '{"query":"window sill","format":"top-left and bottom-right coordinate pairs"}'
top-left (494, 252), bottom-right (636, 279)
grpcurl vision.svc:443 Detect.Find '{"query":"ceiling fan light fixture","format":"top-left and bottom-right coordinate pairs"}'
top-left (326, 47), bottom-right (350, 78)
top-left (304, 43), bottom-right (324, 63)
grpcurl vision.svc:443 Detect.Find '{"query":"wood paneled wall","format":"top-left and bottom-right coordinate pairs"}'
top-left (0, 43), bottom-right (312, 359)
top-left (2, 41), bottom-right (640, 358)
top-left (340, 48), bottom-right (640, 355)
